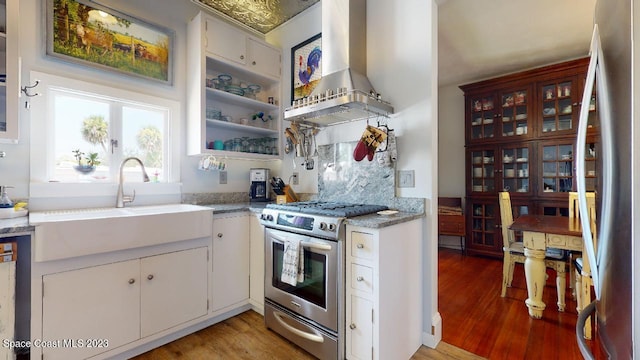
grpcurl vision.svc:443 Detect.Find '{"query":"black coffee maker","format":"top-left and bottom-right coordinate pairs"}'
top-left (250, 168), bottom-right (270, 202)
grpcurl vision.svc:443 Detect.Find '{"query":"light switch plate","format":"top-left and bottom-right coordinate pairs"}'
top-left (219, 171), bottom-right (227, 184)
top-left (397, 170), bottom-right (415, 188)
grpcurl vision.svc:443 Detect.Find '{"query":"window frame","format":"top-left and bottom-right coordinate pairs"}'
top-left (29, 71), bottom-right (181, 203)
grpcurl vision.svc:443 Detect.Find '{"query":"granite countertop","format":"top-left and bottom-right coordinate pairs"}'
top-left (0, 202), bottom-right (424, 235)
top-left (0, 203), bottom-right (266, 236)
top-left (345, 211), bottom-right (425, 228)
top-left (0, 215), bottom-right (33, 235)
top-left (202, 202), bottom-right (269, 214)
top-left (205, 203), bottom-right (424, 228)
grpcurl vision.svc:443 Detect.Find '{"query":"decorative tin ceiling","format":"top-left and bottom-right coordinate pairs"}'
top-left (192, 0), bottom-right (319, 34)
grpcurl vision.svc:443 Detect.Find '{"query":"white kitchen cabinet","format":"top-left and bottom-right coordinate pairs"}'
top-left (345, 220), bottom-right (422, 360)
top-left (0, 0), bottom-right (20, 143)
top-left (41, 247), bottom-right (208, 360)
top-left (140, 248), bottom-right (209, 337)
top-left (211, 214), bottom-right (250, 312)
top-left (205, 16), bottom-right (247, 67)
top-left (206, 17), bottom-right (281, 79)
top-left (246, 37), bottom-right (281, 79)
top-left (187, 12), bottom-right (281, 157)
top-left (348, 294), bottom-right (374, 359)
top-left (249, 213), bottom-right (265, 313)
top-left (42, 259), bottom-right (141, 360)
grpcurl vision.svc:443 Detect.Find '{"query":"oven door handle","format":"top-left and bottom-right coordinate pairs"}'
top-left (271, 235), bottom-right (333, 252)
top-left (273, 311), bottom-right (325, 343)
top-left (300, 241), bottom-right (332, 251)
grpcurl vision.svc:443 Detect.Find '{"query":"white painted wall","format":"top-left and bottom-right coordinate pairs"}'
top-left (437, 84), bottom-right (466, 250)
top-left (266, 3), bottom-right (322, 194)
top-left (437, 84), bottom-right (465, 198)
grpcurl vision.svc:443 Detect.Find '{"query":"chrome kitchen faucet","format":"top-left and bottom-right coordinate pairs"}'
top-left (116, 157), bottom-right (150, 208)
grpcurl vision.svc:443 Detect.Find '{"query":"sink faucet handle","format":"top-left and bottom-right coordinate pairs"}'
top-left (123, 189), bottom-right (136, 205)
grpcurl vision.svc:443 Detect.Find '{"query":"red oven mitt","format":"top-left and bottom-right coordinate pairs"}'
top-left (353, 125), bottom-right (388, 162)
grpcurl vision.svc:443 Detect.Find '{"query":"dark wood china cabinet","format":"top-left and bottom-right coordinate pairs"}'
top-left (460, 58), bottom-right (599, 257)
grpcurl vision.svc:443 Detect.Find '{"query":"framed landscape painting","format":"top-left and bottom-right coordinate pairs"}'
top-left (46, 0), bottom-right (174, 84)
top-left (291, 33), bottom-right (322, 103)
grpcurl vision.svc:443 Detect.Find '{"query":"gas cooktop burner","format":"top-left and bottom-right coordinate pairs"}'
top-left (266, 201), bottom-right (388, 218)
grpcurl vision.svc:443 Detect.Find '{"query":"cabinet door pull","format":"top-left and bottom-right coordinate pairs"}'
top-left (349, 323), bottom-right (357, 330)
top-left (128, 278), bottom-right (135, 284)
top-left (147, 274), bottom-right (154, 280)
top-left (217, 233), bottom-right (223, 238)
top-left (356, 243), bottom-right (364, 249)
top-left (356, 276), bottom-right (364, 282)
top-left (240, 54), bottom-right (245, 60)
top-left (252, 61), bottom-right (257, 65)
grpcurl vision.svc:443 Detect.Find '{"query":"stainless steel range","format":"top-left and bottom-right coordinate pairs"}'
top-left (260, 201), bottom-right (387, 360)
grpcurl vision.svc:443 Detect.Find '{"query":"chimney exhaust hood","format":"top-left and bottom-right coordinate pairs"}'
top-left (283, 0), bottom-right (393, 126)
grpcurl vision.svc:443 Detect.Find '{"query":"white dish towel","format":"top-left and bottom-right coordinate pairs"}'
top-left (281, 238), bottom-right (305, 286)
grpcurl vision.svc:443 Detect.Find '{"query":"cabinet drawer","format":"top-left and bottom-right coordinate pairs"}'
top-left (350, 264), bottom-right (373, 294)
top-left (351, 232), bottom-right (374, 260)
top-left (547, 234), bottom-right (583, 251)
top-left (438, 214), bottom-right (465, 236)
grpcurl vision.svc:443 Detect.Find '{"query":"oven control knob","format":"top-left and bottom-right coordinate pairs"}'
top-left (319, 222), bottom-right (328, 230)
top-left (261, 214), bottom-right (274, 221)
top-left (328, 223), bottom-right (337, 231)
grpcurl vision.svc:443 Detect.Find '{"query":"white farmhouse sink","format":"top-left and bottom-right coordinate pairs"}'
top-left (30, 204), bottom-right (213, 262)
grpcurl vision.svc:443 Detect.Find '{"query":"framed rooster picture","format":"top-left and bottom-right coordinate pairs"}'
top-left (291, 33), bottom-right (322, 103)
top-left (45, 0), bottom-right (174, 84)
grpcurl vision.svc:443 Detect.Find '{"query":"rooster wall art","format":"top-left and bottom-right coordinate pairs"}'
top-left (292, 34), bottom-right (322, 101)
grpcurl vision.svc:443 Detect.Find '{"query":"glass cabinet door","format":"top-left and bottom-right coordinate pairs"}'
top-left (584, 140), bottom-right (598, 192)
top-left (539, 79), bottom-right (579, 136)
top-left (538, 200), bottom-right (570, 217)
top-left (0, 0), bottom-right (19, 142)
top-left (507, 200), bottom-right (530, 243)
top-left (499, 87), bottom-right (530, 139)
top-left (541, 143), bottom-right (574, 193)
top-left (469, 94), bottom-right (497, 141)
top-left (580, 74), bottom-right (600, 131)
top-left (501, 145), bottom-right (530, 194)
top-left (469, 200), bottom-right (498, 253)
top-left (470, 149), bottom-right (495, 193)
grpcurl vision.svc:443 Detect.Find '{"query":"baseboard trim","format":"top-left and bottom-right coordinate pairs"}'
top-left (422, 311), bottom-right (442, 348)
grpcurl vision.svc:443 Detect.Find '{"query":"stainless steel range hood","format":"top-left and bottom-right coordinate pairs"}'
top-left (283, 0), bottom-right (393, 126)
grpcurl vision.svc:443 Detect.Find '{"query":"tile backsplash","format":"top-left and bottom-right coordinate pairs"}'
top-left (317, 141), bottom-right (424, 213)
top-left (183, 141), bottom-right (424, 214)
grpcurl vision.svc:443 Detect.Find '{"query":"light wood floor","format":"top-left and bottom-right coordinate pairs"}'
top-left (132, 309), bottom-right (483, 360)
top-left (133, 248), bottom-right (597, 359)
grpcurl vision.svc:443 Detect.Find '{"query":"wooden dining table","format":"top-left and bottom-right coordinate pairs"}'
top-left (509, 214), bottom-right (583, 318)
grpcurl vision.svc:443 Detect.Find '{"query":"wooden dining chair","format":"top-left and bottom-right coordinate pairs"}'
top-left (499, 192), bottom-right (567, 309)
top-left (569, 191), bottom-right (596, 339)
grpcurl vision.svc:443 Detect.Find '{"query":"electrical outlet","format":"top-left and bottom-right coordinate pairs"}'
top-left (397, 170), bottom-right (415, 188)
top-left (292, 172), bottom-right (299, 185)
top-left (219, 171), bottom-right (227, 184)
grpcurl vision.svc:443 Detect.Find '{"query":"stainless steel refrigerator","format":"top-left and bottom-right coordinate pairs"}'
top-left (575, 0), bottom-right (633, 358)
